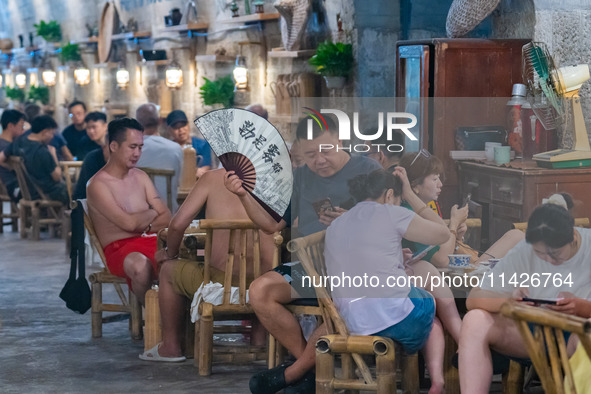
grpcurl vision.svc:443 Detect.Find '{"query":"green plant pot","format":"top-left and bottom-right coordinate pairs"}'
top-left (324, 76), bottom-right (345, 89)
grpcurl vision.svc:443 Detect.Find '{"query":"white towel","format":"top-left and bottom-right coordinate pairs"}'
top-left (190, 281), bottom-right (249, 322)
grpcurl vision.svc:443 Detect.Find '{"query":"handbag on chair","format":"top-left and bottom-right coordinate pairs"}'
top-left (59, 203), bottom-right (91, 314)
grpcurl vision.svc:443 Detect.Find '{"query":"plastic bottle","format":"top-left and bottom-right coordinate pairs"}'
top-left (506, 83), bottom-right (528, 158)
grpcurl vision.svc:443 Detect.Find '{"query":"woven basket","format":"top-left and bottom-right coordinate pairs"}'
top-left (446, 0), bottom-right (501, 38)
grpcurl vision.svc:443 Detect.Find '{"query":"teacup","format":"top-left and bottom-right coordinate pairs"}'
top-left (448, 254), bottom-right (471, 268)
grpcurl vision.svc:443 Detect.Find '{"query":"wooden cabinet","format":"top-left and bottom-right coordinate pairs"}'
top-left (396, 39), bottom-right (529, 214)
top-left (458, 161), bottom-right (591, 246)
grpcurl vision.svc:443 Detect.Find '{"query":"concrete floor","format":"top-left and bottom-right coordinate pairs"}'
top-left (0, 225), bottom-right (258, 394)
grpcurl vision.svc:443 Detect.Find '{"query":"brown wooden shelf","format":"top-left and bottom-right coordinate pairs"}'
top-left (220, 12), bottom-right (280, 24)
top-left (268, 49), bottom-right (316, 58)
top-left (111, 31), bottom-right (151, 40)
top-left (71, 36), bottom-right (99, 45)
top-left (195, 54), bottom-right (236, 63)
top-left (161, 22), bottom-right (209, 33)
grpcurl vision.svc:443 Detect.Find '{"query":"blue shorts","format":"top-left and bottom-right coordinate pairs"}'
top-left (373, 287), bottom-right (435, 354)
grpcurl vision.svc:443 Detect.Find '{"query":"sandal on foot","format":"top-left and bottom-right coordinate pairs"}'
top-left (139, 343), bottom-right (186, 363)
top-left (249, 362), bottom-right (292, 394)
top-left (285, 370), bottom-right (315, 394)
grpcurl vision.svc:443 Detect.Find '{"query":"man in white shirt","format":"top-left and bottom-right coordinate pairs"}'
top-left (136, 104), bottom-right (183, 212)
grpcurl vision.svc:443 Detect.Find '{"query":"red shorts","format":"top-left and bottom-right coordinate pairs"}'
top-left (103, 235), bottom-right (158, 290)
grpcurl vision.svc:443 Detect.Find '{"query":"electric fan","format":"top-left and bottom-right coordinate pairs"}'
top-left (194, 108), bottom-right (293, 222)
top-left (522, 41), bottom-right (591, 168)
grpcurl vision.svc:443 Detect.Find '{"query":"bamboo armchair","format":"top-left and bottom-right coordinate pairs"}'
top-left (0, 177), bottom-right (18, 232)
top-left (501, 301), bottom-right (591, 394)
top-left (139, 167), bottom-right (175, 212)
top-left (79, 200), bottom-right (142, 339)
top-left (195, 219), bottom-right (283, 376)
top-left (10, 156), bottom-right (68, 240)
top-left (288, 230), bottom-right (420, 394)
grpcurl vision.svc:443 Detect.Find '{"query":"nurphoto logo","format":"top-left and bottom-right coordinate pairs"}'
top-left (303, 107), bottom-right (417, 153)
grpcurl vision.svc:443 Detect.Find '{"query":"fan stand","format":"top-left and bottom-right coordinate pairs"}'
top-left (533, 88), bottom-right (591, 167)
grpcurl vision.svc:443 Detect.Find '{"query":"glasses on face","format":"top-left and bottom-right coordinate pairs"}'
top-left (409, 148), bottom-right (431, 167)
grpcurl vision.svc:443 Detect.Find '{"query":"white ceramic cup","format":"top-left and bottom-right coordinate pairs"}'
top-left (484, 142), bottom-right (502, 161)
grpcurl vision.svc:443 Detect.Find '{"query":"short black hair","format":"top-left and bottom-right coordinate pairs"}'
top-left (24, 103), bottom-right (42, 122)
top-left (30, 115), bottom-right (58, 134)
top-left (1, 109), bottom-right (26, 130)
top-left (108, 118), bottom-right (144, 145)
top-left (68, 100), bottom-right (87, 112)
top-left (526, 204), bottom-right (574, 249)
top-left (348, 169), bottom-right (403, 203)
top-left (85, 111), bottom-right (107, 123)
top-left (295, 116), bottom-right (338, 141)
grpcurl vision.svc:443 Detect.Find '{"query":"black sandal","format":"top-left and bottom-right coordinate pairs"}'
top-left (285, 370), bottom-right (315, 394)
top-left (249, 362), bottom-right (292, 394)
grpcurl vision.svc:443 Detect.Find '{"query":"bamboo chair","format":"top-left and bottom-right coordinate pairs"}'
top-left (288, 230), bottom-right (420, 394)
top-left (501, 301), bottom-right (591, 394)
top-left (512, 218), bottom-right (590, 233)
top-left (79, 200), bottom-right (142, 339)
top-left (9, 156), bottom-right (68, 240)
top-left (195, 219), bottom-right (283, 376)
top-left (0, 177), bottom-right (19, 233)
top-left (139, 167), bottom-right (175, 212)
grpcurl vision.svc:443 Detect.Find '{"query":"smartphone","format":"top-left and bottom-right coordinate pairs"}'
top-left (520, 297), bottom-right (559, 305)
top-left (312, 198), bottom-right (335, 218)
top-left (461, 193), bottom-right (472, 208)
top-left (406, 245), bottom-right (436, 265)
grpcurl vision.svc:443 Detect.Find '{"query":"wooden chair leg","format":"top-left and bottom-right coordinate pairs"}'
top-left (376, 342), bottom-right (397, 394)
top-left (182, 302), bottom-right (194, 359)
top-left (341, 354), bottom-right (358, 394)
top-left (316, 348), bottom-right (335, 394)
top-left (0, 202), bottom-right (4, 234)
top-left (19, 205), bottom-right (27, 239)
top-left (401, 352), bottom-right (420, 394)
top-left (91, 281), bottom-right (103, 338)
top-left (11, 204), bottom-right (18, 232)
top-left (31, 206), bottom-right (40, 240)
top-left (129, 290), bottom-right (142, 340)
top-left (267, 334), bottom-right (277, 369)
top-left (502, 361), bottom-right (524, 394)
top-left (198, 303), bottom-right (214, 376)
top-left (443, 331), bottom-right (460, 394)
top-left (194, 320), bottom-right (201, 368)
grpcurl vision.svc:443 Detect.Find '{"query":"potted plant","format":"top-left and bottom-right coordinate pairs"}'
top-left (34, 20), bottom-right (62, 43)
top-left (199, 76), bottom-right (235, 108)
top-left (28, 85), bottom-right (50, 105)
top-left (59, 43), bottom-right (81, 64)
top-left (5, 86), bottom-right (26, 104)
top-left (308, 41), bottom-right (354, 89)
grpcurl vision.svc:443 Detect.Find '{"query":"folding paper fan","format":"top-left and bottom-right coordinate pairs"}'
top-left (194, 108), bottom-right (293, 222)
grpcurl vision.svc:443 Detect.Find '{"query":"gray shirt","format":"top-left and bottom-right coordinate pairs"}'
top-left (137, 135), bottom-right (183, 212)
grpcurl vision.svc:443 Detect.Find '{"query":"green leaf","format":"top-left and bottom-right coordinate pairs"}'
top-left (5, 86), bottom-right (26, 103)
top-left (28, 85), bottom-right (50, 105)
top-left (199, 76), bottom-right (235, 108)
top-left (59, 43), bottom-right (81, 63)
top-left (34, 20), bottom-right (62, 42)
top-left (308, 41), bottom-right (354, 77)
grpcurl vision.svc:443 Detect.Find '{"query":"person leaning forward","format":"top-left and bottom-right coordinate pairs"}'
top-left (87, 118), bottom-right (171, 305)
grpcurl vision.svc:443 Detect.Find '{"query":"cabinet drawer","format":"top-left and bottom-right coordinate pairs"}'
top-left (491, 203), bottom-right (522, 220)
top-left (491, 175), bottom-right (523, 204)
top-left (462, 171), bottom-right (491, 202)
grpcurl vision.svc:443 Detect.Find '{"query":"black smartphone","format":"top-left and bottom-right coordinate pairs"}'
top-left (521, 297), bottom-right (558, 305)
top-left (312, 198), bottom-right (335, 218)
top-left (462, 193), bottom-right (472, 208)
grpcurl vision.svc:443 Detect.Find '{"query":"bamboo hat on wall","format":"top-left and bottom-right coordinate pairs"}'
top-left (98, 1), bottom-right (120, 63)
top-left (446, 0), bottom-right (501, 38)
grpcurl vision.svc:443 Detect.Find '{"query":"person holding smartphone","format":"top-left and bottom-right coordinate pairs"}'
top-left (460, 203), bottom-right (591, 393)
top-left (325, 168), bottom-right (450, 393)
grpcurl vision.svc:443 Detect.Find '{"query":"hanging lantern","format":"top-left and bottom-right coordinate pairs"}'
top-left (42, 69), bottom-right (57, 86)
top-left (28, 68), bottom-right (39, 87)
top-left (15, 73), bottom-right (27, 89)
top-left (233, 55), bottom-right (248, 90)
top-left (116, 67), bottom-right (130, 89)
top-left (165, 62), bottom-right (183, 88)
top-left (74, 66), bottom-right (90, 85)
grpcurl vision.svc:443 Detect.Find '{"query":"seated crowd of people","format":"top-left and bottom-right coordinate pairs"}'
top-left (1, 105), bottom-right (590, 394)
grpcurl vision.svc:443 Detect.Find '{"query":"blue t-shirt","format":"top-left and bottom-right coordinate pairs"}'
top-left (49, 133), bottom-right (68, 161)
top-left (191, 136), bottom-right (212, 167)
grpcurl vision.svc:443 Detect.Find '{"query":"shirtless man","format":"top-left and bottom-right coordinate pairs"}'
top-left (87, 118), bottom-right (171, 305)
top-left (139, 168), bottom-right (277, 362)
